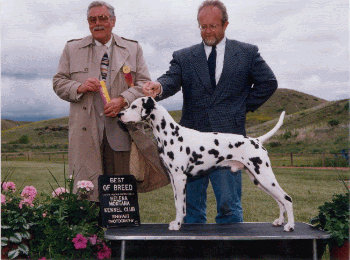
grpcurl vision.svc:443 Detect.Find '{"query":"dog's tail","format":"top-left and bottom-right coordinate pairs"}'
top-left (258, 111), bottom-right (285, 144)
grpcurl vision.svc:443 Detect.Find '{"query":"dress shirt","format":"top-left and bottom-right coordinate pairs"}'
top-left (204, 37), bottom-right (226, 84)
top-left (95, 37), bottom-right (113, 57)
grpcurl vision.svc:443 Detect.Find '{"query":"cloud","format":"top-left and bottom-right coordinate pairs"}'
top-left (1, 0), bottom-right (349, 120)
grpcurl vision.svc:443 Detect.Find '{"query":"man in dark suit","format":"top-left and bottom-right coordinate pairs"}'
top-left (143, 0), bottom-right (277, 224)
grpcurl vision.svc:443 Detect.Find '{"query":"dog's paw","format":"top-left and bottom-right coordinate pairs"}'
top-left (168, 221), bottom-right (181, 231)
top-left (283, 223), bottom-right (295, 232)
top-left (272, 218), bottom-right (284, 226)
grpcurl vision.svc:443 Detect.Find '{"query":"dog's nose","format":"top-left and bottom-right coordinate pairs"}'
top-left (117, 112), bottom-right (123, 118)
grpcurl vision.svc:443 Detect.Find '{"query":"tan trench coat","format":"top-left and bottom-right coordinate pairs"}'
top-left (53, 34), bottom-right (169, 201)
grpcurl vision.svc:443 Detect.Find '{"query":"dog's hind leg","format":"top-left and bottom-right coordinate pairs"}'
top-left (168, 173), bottom-right (187, 231)
top-left (253, 169), bottom-right (294, 231)
top-left (247, 170), bottom-right (293, 231)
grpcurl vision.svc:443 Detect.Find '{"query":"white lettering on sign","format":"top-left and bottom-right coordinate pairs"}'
top-left (108, 219), bottom-right (133, 224)
top-left (104, 208), bottom-right (122, 213)
top-left (110, 195), bottom-right (128, 201)
top-left (109, 200), bottom-right (130, 207)
top-left (123, 206), bottom-right (135, 212)
top-left (102, 184), bottom-right (110, 191)
top-left (113, 184), bottom-right (133, 191)
top-left (109, 177), bottom-right (124, 183)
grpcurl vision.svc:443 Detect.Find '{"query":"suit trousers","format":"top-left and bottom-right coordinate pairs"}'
top-left (101, 130), bottom-right (130, 175)
top-left (184, 168), bottom-right (243, 224)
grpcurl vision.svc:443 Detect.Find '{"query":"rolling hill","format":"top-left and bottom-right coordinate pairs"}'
top-left (1, 119), bottom-right (31, 131)
top-left (1, 89), bottom-right (348, 154)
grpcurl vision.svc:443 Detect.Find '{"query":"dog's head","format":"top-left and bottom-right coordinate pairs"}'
top-left (118, 96), bottom-right (156, 123)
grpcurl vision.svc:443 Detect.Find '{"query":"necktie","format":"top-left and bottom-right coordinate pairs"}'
top-left (100, 52), bottom-right (109, 81)
top-left (207, 45), bottom-right (217, 89)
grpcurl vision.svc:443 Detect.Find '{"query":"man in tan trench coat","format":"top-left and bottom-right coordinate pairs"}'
top-left (53, 1), bottom-right (168, 202)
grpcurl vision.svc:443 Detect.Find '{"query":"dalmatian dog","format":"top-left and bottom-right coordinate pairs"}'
top-left (118, 97), bottom-right (294, 232)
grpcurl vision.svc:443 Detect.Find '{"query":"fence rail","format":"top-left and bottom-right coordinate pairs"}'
top-left (1, 151), bottom-right (349, 168)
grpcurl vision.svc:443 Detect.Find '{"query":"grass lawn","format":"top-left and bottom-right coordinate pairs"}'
top-left (2, 161), bottom-right (348, 224)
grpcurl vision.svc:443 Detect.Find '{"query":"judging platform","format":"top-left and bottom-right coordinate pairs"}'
top-left (105, 222), bottom-right (330, 259)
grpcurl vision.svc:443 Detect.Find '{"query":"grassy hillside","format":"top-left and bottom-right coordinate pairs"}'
top-left (1, 119), bottom-right (31, 131)
top-left (170, 88), bottom-right (326, 127)
top-left (246, 88), bottom-right (326, 128)
top-left (2, 117), bottom-right (69, 152)
top-left (1, 89), bottom-right (348, 154)
top-left (247, 99), bottom-right (349, 153)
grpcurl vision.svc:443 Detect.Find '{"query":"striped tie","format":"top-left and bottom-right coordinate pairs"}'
top-left (100, 52), bottom-right (109, 81)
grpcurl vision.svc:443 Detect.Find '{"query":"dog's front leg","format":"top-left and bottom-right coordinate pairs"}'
top-left (168, 173), bottom-right (187, 231)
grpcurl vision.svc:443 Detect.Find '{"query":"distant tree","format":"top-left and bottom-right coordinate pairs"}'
top-left (328, 119), bottom-right (339, 127)
top-left (18, 135), bottom-right (30, 144)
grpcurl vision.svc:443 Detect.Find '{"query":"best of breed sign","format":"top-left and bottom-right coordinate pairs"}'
top-left (98, 175), bottom-right (140, 227)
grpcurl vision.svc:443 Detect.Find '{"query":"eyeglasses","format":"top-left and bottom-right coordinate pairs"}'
top-left (199, 24), bottom-right (220, 31)
top-left (87, 15), bottom-right (112, 24)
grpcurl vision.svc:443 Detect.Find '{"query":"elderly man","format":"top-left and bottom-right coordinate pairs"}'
top-left (144, 0), bottom-right (277, 224)
top-left (53, 1), bottom-right (151, 201)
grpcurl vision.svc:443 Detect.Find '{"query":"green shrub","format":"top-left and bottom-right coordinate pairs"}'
top-left (283, 131), bottom-right (292, 140)
top-left (18, 135), bottom-right (30, 144)
top-left (328, 119), bottom-right (339, 127)
top-left (313, 157), bottom-right (349, 167)
top-left (311, 192), bottom-right (349, 247)
top-left (268, 142), bottom-right (281, 148)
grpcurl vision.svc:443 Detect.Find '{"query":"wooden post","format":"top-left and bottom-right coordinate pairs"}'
top-left (49, 154), bottom-right (51, 161)
top-left (322, 153), bottom-right (325, 167)
top-left (290, 152), bottom-right (293, 166)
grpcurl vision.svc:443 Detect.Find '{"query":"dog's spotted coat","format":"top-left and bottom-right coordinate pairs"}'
top-left (118, 97), bottom-right (294, 231)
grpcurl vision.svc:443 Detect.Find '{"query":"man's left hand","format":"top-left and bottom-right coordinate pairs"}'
top-left (104, 97), bottom-right (127, 117)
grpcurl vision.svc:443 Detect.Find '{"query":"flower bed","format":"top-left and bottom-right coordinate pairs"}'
top-left (1, 176), bottom-right (111, 259)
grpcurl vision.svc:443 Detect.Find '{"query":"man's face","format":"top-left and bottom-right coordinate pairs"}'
top-left (88, 5), bottom-right (115, 44)
top-left (198, 6), bottom-right (228, 46)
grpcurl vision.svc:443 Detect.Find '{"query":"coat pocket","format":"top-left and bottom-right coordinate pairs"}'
top-left (70, 65), bottom-right (89, 82)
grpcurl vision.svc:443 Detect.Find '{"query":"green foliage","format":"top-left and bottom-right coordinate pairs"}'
top-left (310, 191), bottom-right (350, 247)
top-left (1, 185), bottom-right (38, 259)
top-left (267, 142), bottom-right (281, 148)
top-left (282, 131), bottom-right (292, 140)
top-left (328, 119), bottom-right (340, 127)
top-left (313, 157), bottom-right (349, 167)
top-left (1, 171), bottom-right (111, 259)
top-left (18, 135), bottom-right (30, 144)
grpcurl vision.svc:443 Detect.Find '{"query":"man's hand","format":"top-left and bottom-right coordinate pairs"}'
top-left (143, 81), bottom-right (161, 98)
top-left (104, 96), bottom-right (127, 117)
top-left (77, 78), bottom-right (100, 93)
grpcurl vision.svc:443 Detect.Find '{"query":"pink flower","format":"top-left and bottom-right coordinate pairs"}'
top-left (1, 194), bottom-right (6, 205)
top-left (77, 180), bottom-right (94, 192)
top-left (38, 257), bottom-right (47, 260)
top-left (21, 186), bottom-right (37, 200)
top-left (19, 197), bottom-right (34, 209)
top-left (42, 212), bottom-right (47, 217)
top-left (88, 234), bottom-right (98, 245)
top-left (2, 182), bottom-right (16, 192)
top-left (97, 243), bottom-right (112, 259)
top-left (72, 234), bottom-right (88, 249)
top-left (52, 187), bottom-right (68, 197)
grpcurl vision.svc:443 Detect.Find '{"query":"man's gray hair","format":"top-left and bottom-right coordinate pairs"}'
top-left (197, 0), bottom-right (228, 24)
top-left (87, 1), bottom-right (115, 17)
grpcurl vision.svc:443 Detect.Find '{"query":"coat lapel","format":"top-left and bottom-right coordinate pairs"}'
top-left (110, 34), bottom-right (130, 85)
top-left (213, 39), bottom-right (240, 101)
top-left (190, 43), bottom-right (214, 95)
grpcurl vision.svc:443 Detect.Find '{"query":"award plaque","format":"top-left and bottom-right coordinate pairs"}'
top-left (98, 175), bottom-right (140, 227)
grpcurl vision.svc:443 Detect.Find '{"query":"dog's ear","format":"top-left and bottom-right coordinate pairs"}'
top-left (141, 97), bottom-right (156, 120)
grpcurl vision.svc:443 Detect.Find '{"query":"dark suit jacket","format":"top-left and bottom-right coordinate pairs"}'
top-left (157, 38), bottom-right (277, 135)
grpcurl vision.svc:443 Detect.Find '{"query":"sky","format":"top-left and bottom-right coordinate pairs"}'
top-left (1, 0), bottom-right (349, 121)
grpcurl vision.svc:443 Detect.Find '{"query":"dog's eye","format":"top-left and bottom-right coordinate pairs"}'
top-left (131, 105), bottom-right (137, 109)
